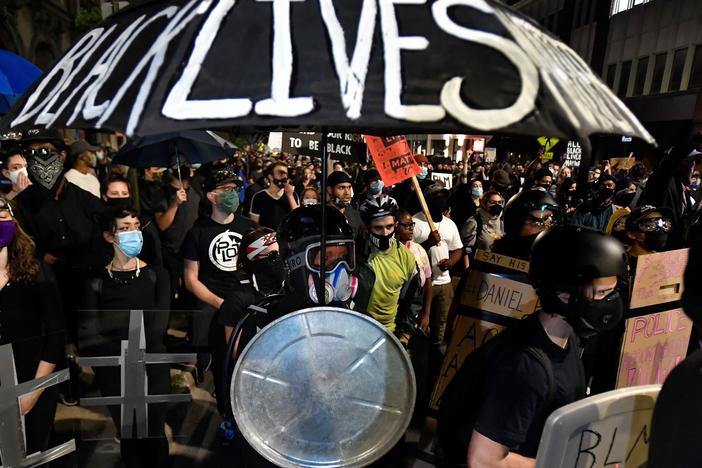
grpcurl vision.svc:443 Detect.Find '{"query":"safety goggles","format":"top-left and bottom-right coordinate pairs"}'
top-left (286, 239), bottom-right (355, 274)
top-left (637, 217), bottom-right (672, 233)
top-left (23, 147), bottom-right (55, 158)
top-left (525, 203), bottom-right (562, 226)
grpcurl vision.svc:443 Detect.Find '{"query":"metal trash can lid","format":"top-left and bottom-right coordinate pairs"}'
top-left (231, 307), bottom-right (416, 467)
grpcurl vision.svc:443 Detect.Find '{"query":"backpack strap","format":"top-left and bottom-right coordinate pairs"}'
top-left (524, 346), bottom-right (556, 409)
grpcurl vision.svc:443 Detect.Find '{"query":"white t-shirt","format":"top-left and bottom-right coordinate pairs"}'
top-left (64, 168), bottom-right (100, 198)
top-left (412, 212), bottom-right (462, 286)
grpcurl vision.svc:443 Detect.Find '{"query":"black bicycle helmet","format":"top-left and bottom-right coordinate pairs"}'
top-left (503, 189), bottom-right (561, 236)
top-left (529, 225), bottom-right (628, 290)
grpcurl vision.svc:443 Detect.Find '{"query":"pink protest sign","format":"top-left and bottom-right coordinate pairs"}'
top-left (629, 248), bottom-right (689, 309)
top-left (616, 308), bottom-right (692, 388)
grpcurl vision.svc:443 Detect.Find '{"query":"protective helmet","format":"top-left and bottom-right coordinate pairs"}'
top-left (238, 227), bottom-right (278, 270)
top-left (277, 206), bottom-right (357, 305)
top-left (529, 225), bottom-right (628, 289)
top-left (503, 189), bottom-right (561, 236)
top-left (359, 195), bottom-right (398, 224)
top-left (529, 225), bottom-right (628, 338)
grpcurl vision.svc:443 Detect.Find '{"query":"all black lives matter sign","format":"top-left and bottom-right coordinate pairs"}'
top-left (564, 141), bottom-right (582, 168)
top-left (282, 132), bottom-right (366, 162)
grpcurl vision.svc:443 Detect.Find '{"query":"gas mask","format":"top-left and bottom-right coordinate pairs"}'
top-left (307, 262), bottom-right (358, 304)
top-left (539, 288), bottom-right (624, 339)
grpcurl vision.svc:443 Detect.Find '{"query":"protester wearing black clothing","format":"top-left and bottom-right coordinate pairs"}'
top-left (153, 167), bottom-right (200, 304)
top-left (0, 198), bottom-right (65, 456)
top-left (82, 207), bottom-right (171, 468)
top-left (466, 226), bottom-right (626, 466)
top-left (249, 161), bottom-right (299, 230)
top-left (182, 169), bottom-right (257, 396)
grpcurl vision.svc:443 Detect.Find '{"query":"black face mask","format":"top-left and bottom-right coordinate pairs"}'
top-left (487, 204), bottom-right (503, 217)
top-left (370, 231), bottom-right (394, 251)
top-left (105, 197), bottom-right (131, 210)
top-left (539, 288), bottom-right (624, 340)
top-left (643, 230), bottom-right (668, 251)
top-left (597, 187), bottom-right (615, 202)
top-left (248, 255), bottom-right (285, 294)
top-left (273, 177), bottom-right (288, 188)
top-left (614, 190), bottom-right (635, 207)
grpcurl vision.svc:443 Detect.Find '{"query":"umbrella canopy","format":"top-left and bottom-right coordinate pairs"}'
top-left (2, 0), bottom-right (653, 146)
top-left (112, 129), bottom-right (234, 167)
top-left (0, 49), bottom-right (41, 113)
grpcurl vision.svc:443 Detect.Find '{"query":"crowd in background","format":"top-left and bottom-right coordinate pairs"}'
top-left (2, 127), bottom-right (702, 467)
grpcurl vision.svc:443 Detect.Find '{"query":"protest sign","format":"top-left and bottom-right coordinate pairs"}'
top-left (610, 157), bottom-right (637, 172)
top-left (474, 249), bottom-right (529, 273)
top-left (616, 308), bottom-right (692, 388)
top-left (484, 147), bottom-right (497, 163)
top-left (430, 171), bottom-right (453, 189)
top-left (365, 136), bottom-right (421, 186)
top-left (536, 385), bottom-right (660, 468)
top-left (537, 136), bottom-right (559, 161)
top-left (430, 270), bottom-right (538, 408)
top-left (629, 249), bottom-right (688, 309)
top-left (564, 141), bottom-right (582, 168)
top-left (429, 315), bottom-right (505, 409)
top-left (281, 132), bottom-right (366, 162)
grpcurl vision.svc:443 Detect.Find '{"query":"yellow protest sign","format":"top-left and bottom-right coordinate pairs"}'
top-left (474, 249), bottom-right (529, 273)
top-left (429, 270), bottom-right (539, 409)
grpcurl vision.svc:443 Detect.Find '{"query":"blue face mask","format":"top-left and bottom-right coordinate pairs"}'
top-left (369, 180), bottom-right (384, 195)
top-left (471, 187), bottom-right (483, 198)
top-left (417, 167), bottom-right (428, 180)
top-left (116, 230), bottom-right (143, 258)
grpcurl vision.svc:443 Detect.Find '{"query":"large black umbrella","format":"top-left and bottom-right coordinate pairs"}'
top-left (1, 0), bottom-right (653, 147)
top-left (112, 129), bottom-right (237, 167)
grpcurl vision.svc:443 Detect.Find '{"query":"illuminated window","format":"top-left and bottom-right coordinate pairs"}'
top-left (611, 0), bottom-right (652, 16)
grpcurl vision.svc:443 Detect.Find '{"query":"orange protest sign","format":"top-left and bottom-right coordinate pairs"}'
top-left (365, 135), bottom-right (421, 186)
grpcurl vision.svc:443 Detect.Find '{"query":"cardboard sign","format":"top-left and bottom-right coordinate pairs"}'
top-left (474, 249), bottom-right (529, 273)
top-left (484, 147), bottom-right (497, 163)
top-left (281, 132), bottom-right (366, 162)
top-left (365, 135), bottom-right (421, 186)
top-left (564, 141), bottom-right (582, 168)
top-left (629, 248), bottom-right (688, 309)
top-left (616, 308), bottom-right (692, 388)
top-left (536, 385), bottom-right (660, 468)
top-left (610, 157), bottom-right (637, 172)
top-left (429, 315), bottom-right (505, 409)
top-left (430, 171), bottom-right (453, 189)
top-left (429, 270), bottom-right (539, 409)
top-left (460, 270), bottom-right (539, 319)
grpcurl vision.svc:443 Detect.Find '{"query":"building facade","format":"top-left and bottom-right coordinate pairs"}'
top-left (0, 0), bottom-right (102, 69)
top-left (508, 0), bottom-right (702, 146)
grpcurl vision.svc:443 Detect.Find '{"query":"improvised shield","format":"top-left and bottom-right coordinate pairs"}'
top-left (231, 307), bottom-right (415, 467)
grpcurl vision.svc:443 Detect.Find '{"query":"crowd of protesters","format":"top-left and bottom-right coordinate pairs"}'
top-left (2, 127), bottom-right (702, 467)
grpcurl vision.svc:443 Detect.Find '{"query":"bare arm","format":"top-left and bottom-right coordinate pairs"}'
top-left (418, 277), bottom-right (432, 332)
top-left (467, 431), bottom-right (536, 468)
top-left (155, 201), bottom-right (178, 231)
top-left (183, 260), bottom-right (224, 309)
top-left (20, 360), bottom-right (56, 415)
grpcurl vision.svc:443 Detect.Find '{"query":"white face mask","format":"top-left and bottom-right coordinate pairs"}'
top-left (8, 167), bottom-right (28, 184)
top-left (302, 198), bottom-right (318, 206)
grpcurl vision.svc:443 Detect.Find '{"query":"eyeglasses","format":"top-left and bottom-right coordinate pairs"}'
top-left (637, 217), bottom-right (672, 232)
top-left (398, 222), bottom-right (415, 229)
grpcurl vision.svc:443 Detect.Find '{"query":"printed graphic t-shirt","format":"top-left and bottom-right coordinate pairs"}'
top-left (181, 215), bottom-right (259, 297)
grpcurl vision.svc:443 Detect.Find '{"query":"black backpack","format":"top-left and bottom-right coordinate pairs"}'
top-left (437, 316), bottom-right (555, 466)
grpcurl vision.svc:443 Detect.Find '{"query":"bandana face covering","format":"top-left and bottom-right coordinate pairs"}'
top-left (28, 153), bottom-right (63, 190)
